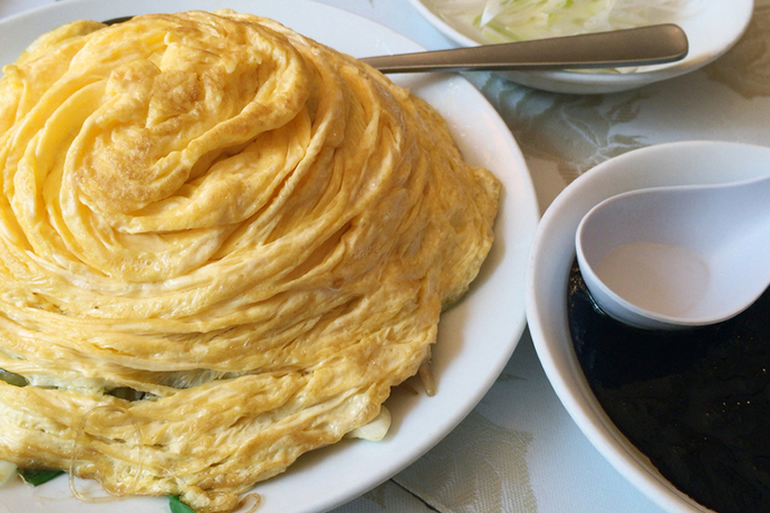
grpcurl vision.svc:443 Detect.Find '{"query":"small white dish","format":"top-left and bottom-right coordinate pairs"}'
top-left (526, 140), bottom-right (770, 513)
top-left (0, 1), bottom-right (539, 513)
top-left (408, 0), bottom-right (754, 94)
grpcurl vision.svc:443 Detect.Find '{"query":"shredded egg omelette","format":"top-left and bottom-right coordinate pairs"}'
top-left (0, 10), bottom-right (500, 512)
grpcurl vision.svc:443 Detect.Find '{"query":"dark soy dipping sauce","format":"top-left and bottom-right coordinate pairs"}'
top-left (567, 261), bottom-right (770, 513)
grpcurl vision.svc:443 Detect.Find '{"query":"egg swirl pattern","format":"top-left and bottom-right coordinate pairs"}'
top-left (0, 10), bottom-right (500, 512)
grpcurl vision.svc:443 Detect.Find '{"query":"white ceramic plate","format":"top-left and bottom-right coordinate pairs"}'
top-left (0, 1), bottom-right (539, 512)
top-left (526, 140), bottom-right (770, 513)
top-left (408, 0), bottom-right (754, 94)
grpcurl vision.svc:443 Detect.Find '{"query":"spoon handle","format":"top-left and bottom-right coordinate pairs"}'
top-left (361, 24), bottom-right (688, 73)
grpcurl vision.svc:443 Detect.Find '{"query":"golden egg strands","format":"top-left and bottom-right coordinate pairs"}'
top-left (0, 10), bottom-right (500, 512)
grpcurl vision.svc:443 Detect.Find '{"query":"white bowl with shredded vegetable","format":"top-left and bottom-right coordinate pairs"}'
top-left (408, 0), bottom-right (754, 94)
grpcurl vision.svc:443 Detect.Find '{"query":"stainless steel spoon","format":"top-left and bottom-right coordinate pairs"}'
top-left (101, 17), bottom-right (688, 73)
top-left (361, 24), bottom-right (688, 73)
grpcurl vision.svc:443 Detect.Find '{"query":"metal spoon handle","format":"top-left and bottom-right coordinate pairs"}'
top-left (361, 24), bottom-right (688, 73)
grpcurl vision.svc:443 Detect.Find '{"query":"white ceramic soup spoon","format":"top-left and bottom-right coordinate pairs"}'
top-left (575, 174), bottom-right (770, 330)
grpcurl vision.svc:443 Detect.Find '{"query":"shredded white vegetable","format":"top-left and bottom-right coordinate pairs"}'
top-left (346, 407), bottom-right (392, 441)
top-left (0, 461), bottom-right (17, 485)
top-left (429, 0), bottom-right (688, 43)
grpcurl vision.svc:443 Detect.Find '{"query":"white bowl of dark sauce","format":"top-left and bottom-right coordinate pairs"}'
top-left (526, 140), bottom-right (770, 513)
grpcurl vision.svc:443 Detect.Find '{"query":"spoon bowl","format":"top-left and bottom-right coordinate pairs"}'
top-left (576, 175), bottom-right (770, 330)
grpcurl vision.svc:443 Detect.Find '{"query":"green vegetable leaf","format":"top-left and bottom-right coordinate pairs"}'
top-left (169, 494), bottom-right (196, 513)
top-left (0, 368), bottom-right (28, 387)
top-left (18, 468), bottom-right (64, 486)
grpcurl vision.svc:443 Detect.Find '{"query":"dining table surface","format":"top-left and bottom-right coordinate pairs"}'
top-left (2, 0), bottom-right (769, 512)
